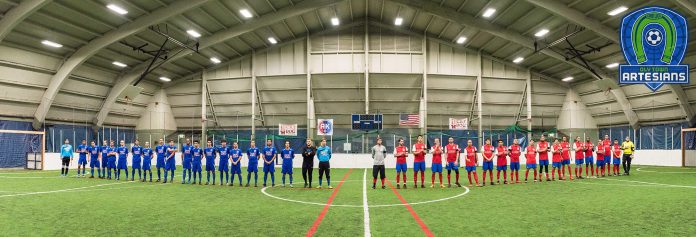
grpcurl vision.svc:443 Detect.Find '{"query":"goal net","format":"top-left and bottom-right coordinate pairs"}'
top-left (682, 128), bottom-right (696, 167)
top-left (0, 129), bottom-right (44, 170)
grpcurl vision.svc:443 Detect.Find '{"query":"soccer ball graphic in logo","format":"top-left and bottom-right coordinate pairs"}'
top-left (645, 29), bottom-right (662, 46)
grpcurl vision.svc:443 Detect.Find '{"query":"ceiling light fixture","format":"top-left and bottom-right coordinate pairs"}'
top-left (534, 29), bottom-right (549, 37)
top-left (186, 30), bottom-right (201, 38)
top-left (513, 57), bottom-right (524, 64)
top-left (41, 40), bottom-right (63, 48)
top-left (456, 36), bottom-right (467, 44)
top-left (608, 6), bottom-right (628, 16)
top-left (562, 76), bottom-right (574, 82)
top-left (107, 4), bottom-right (128, 15)
top-left (394, 17), bottom-right (403, 26)
top-left (159, 77), bottom-right (171, 82)
top-left (240, 9), bottom-right (253, 18)
top-left (112, 61), bottom-right (127, 68)
top-left (482, 8), bottom-right (496, 18)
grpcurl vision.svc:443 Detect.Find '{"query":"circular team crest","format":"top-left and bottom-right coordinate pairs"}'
top-left (317, 119), bottom-right (333, 136)
top-left (619, 6), bottom-right (689, 92)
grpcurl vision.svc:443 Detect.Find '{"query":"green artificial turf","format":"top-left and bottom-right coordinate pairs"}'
top-left (0, 165), bottom-right (694, 236)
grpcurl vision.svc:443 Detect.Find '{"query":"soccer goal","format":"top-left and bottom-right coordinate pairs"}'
top-left (0, 129), bottom-right (45, 170)
top-left (681, 128), bottom-right (696, 167)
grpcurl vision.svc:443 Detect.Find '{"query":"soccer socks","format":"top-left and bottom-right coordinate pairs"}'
top-left (264, 172), bottom-right (268, 185)
top-left (402, 173), bottom-right (406, 184)
top-left (439, 173), bottom-right (443, 185)
top-left (414, 172), bottom-right (418, 185)
top-left (396, 172), bottom-right (401, 184)
top-left (468, 172), bottom-right (472, 185)
top-left (447, 171), bottom-right (452, 184)
top-left (456, 170), bottom-right (460, 184)
top-left (157, 168), bottom-right (162, 180)
top-left (271, 172), bottom-right (275, 185)
top-left (431, 173), bottom-right (436, 184)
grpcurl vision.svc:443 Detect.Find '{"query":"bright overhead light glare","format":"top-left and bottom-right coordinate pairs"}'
top-left (331, 17), bottom-right (340, 26)
top-left (534, 29), bottom-right (549, 37)
top-left (513, 57), bottom-right (524, 64)
top-left (456, 36), bottom-right (467, 44)
top-left (482, 8), bottom-right (496, 18)
top-left (607, 6), bottom-right (628, 16)
top-left (112, 61), bottom-right (127, 68)
top-left (106, 4), bottom-right (128, 15)
top-left (159, 77), bottom-right (171, 82)
top-left (562, 76), bottom-right (574, 82)
top-left (606, 63), bottom-right (619, 68)
top-left (268, 37), bottom-right (277, 44)
top-left (186, 30), bottom-right (201, 38)
top-left (240, 9), bottom-right (253, 18)
top-left (210, 57), bottom-right (221, 64)
top-left (394, 17), bottom-right (403, 26)
top-left (41, 40), bottom-right (63, 48)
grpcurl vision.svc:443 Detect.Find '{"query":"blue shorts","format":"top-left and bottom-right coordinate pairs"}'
top-left (192, 161), bottom-right (202, 172)
top-left (282, 164), bottom-right (293, 174)
top-left (539, 160), bottom-right (549, 166)
top-left (413, 162), bottom-right (426, 172)
top-left (510, 162), bottom-right (520, 171)
top-left (131, 158), bottom-right (141, 169)
top-left (552, 162), bottom-right (562, 168)
top-left (431, 163), bottom-right (443, 173)
top-left (142, 159), bottom-right (151, 170)
top-left (117, 158), bottom-right (128, 169)
top-left (496, 165), bottom-right (507, 171)
top-left (446, 162), bottom-right (459, 171)
top-left (107, 157), bottom-right (116, 169)
top-left (596, 159), bottom-right (605, 166)
top-left (90, 159), bottom-right (100, 168)
top-left (482, 161), bottom-right (494, 171)
top-left (396, 163), bottom-right (408, 173)
top-left (575, 158), bottom-right (584, 165)
top-left (526, 163), bottom-right (537, 169)
top-left (585, 156), bottom-right (594, 164)
top-left (263, 163), bottom-right (275, 173)
top-left (465, 166), bottom-right (476, 172)
top-left (165, 158), bottom-right (176, 171)
top-left (218, 161), bottom-right (229, 172)
top-left (205, 161), bottom-right (215, 171)
top-left (101, 157), bottom-right (108, 168)
top-left (156, 157), bottom-right (165, 168)
top-left (613, 158), bottom-right (621, 165)
top-left (182, 158), bottom-right (192, 169)
top-left (78, 157), bottom-right (87, 166)
top-left (562, 159), bottom-right (570, 165)
top-left (247, 162), bottom-right (258, 172)
top-left (231, 163), bottom-right (242, 174)
top-left (603, 156), bottom-right (611, 165)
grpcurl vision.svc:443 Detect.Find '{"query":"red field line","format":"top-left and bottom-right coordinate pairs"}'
top-left (385, 179), bottom-right (434, 237)
top-left (305, 168), bottom-right (354, 237)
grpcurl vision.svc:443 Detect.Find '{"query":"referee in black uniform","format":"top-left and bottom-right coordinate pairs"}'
top-left (301, 138), bottom-right (316, 188)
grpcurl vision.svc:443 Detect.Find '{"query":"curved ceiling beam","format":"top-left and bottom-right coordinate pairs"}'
top-left (93, 0), bottom-right (344, 127)
top-left (31, 0), bottom-right (210, 129)
top-left (0, 0), bottom-right (51, 42)
top-left (388, 0), bottom-right (640, 129)
top-left (525, 0), bottom-right (694, 126)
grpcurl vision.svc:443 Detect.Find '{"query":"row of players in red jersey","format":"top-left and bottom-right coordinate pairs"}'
top-left (387, 135), bottom-right (624, 188)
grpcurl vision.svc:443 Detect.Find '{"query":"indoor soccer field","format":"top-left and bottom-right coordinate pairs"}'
top-left (1, 166), bottom-right (695, 236)
top-left (1, 0), bottom-right (696, 236)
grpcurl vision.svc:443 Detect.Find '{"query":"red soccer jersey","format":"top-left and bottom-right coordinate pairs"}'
top-left (603, 139), bottom-right (612, 154)
top-left (482, 145), bottom-right (494, 162)
top-left (445, 144), bottom-right (460, 163)
top-left (395, 146), bottom-right (408, 164)
top-left (612, 144), bottom-right (621, 158)
top-left (465, 146), bottom-right (477, 166)
top-left (574, 141), bottom-right (585, 159)
top-left (552, 144), bottom-right (563, 162)
top-left (496, 146), bottom-right (507, 166)
top-left (413, 143), bottom-right (426, 162)
top-left (538, 141), bottom-right (549, 160)
top-left (509, 145), bottom-right (521, 163)
top-left (584, 142), bottom-right (593, 157)
top-left (431, 145), bottom-right (443, 164)
top-left (525, 145), bottom-right (537, 164)
top-left (561, 142), bottom-right (570, 160)
top-left (596, 144), bottom-right (605, 160)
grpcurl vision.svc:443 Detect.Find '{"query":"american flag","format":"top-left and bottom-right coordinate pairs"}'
top-left (399, 114), bottom-right (420, 126)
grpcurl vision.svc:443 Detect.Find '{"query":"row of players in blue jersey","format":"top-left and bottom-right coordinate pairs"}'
top-left (75, 137), bottom-right (299, 187)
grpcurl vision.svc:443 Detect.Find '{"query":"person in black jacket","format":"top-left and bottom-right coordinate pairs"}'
top-left (301, 138), bottom-right (316, 188)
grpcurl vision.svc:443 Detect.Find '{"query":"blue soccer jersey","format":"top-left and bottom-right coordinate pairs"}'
top-left (142, 148), bottom-right (153, 170)
top-left (263, 146), bottom-right (277, 163)
top-left (281, 148), bottom-right (294, 174)
top-left (204, 147), bottom-right (216, 171)
top-left (77, 144), bottom-right (88, 159)
top-left (182, 144), bottom-right (193, 159)
top-left (88, 146), bottom-right (99, 160)
top-left (247, 147), bottom-right (260, 162)
top-left (192, 147), bottom-right (203, 172)
top-left (155, 145), bottom-right (166, 168)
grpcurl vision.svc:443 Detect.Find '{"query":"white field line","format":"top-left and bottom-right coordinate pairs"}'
top-left (362, 169), bottom-right (371, 237)
top-left (0, 181), bottom-right (133, 198)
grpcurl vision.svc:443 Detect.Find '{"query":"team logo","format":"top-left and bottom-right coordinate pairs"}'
top-left (317, 119), bottom-right (333, 136)
top-left (619, 6), bottom-right (689, 91)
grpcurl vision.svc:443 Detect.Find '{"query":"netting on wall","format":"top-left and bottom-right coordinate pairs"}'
top-left (0, 121), bottom-right (41, 168)
top-left (46, 124), bottom-right (135, 152)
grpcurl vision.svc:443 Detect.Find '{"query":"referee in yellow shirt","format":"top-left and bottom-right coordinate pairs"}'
top-left (621, 137), bottom-right (635, 176)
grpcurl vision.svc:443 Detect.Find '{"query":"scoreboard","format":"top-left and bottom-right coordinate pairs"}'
top-left (351, 114), bottom-right (383, 131)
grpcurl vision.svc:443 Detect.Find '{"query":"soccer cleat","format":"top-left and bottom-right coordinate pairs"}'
top-left (382, 186), bottom-right (386, 189)
top-left (328, 186), bottom-right (333, 189)
top-left (245, 184), bottom-right (250, 187)
top-left (525, 180), bottom-right (528, 183)
top-left (272, 184), bottom-right (275, 187)
top-left (89, 176), bottom-right (94, 178)
top-left (290, 184), bottom-right (294, 188)
top-left (396, 184), bottom-right (401, 189)
top-left (304, 183), bottom-right (308, 188)
top-left (191, 182), bottom-right (195, 185)
top-left (263, 184), bottom-right (267, 187)
top-left (205, 182), bottom-right (209, 185)
top-left (503, 181), bottom-right (508, 184)
top-left (534, 179), bottom-right (538, 182)
top-left (447, 184), bottom-right (452, 188)
top-left (456, 182), bottom-right (462, 187)
top-left (156, 179), bottom-right (161, 182)
top-left (414, 184), bottom-right (418, 189)
top-left (372, 185), bottom-right (376, 189)
top-left (316, 185), bottom-right (322, 189)
top-left (254, 184), bottom-right (258, 187)
top-left (228, 183), bottom-right (233, 186)
top-left (163, 181), bottom-right (167, 184)
top-left (440, 184), bottom-right (446, 188)
top-left (497, 180), bottom-right (500, 184)
top-left (430, 184), bottom-right (434, 188)
top-left (402, 184), bottom-right (407, 189)
top-left (490, 182), bottom-right (495, 185)
top-left (421, 184), bottom-right (425, 188)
